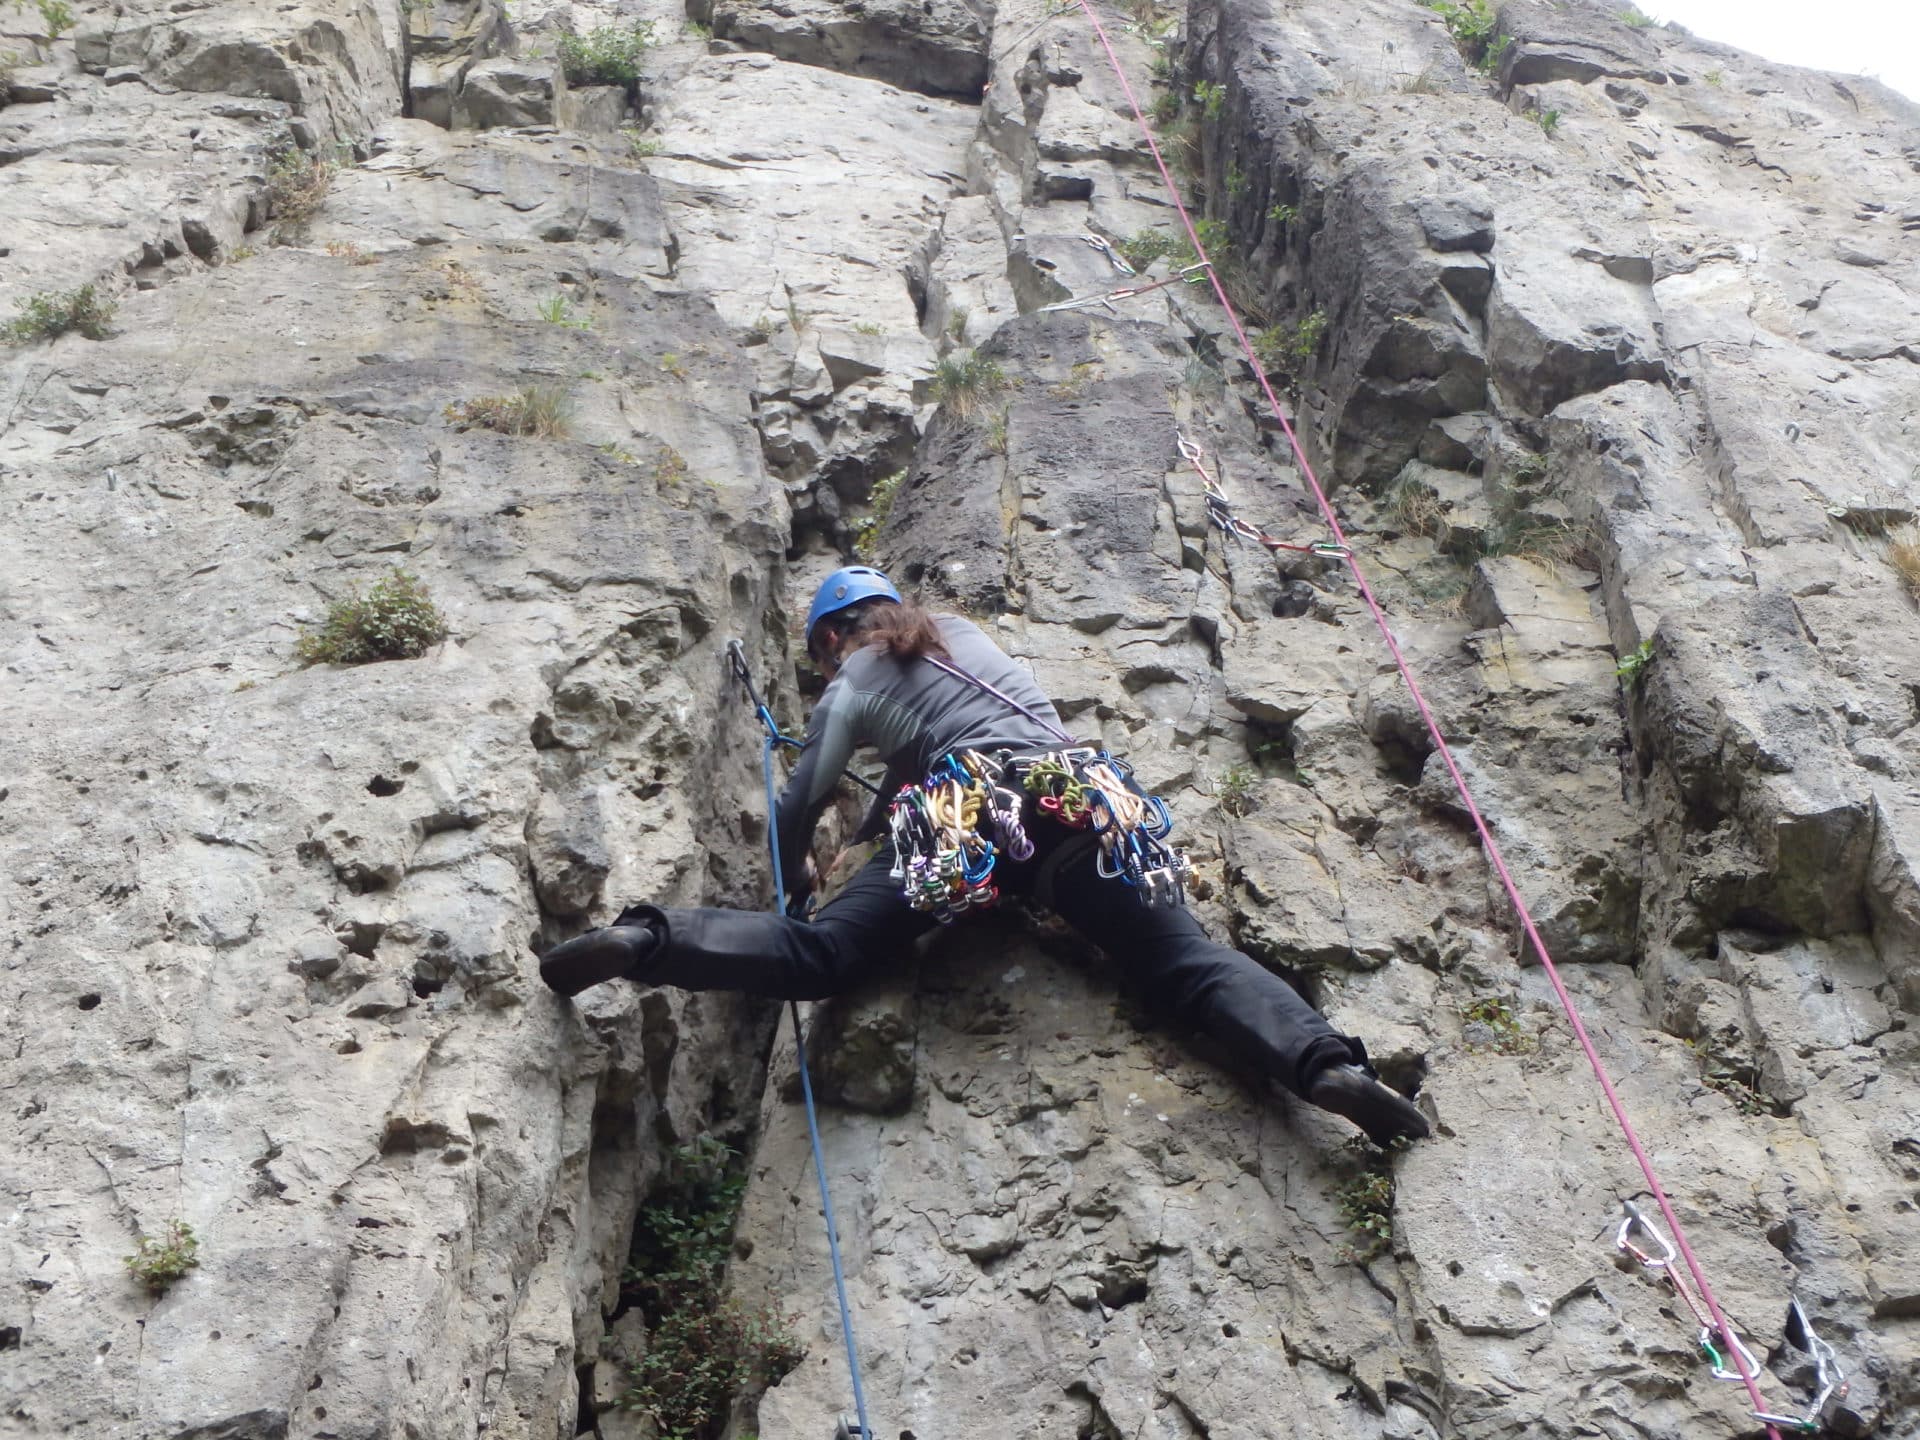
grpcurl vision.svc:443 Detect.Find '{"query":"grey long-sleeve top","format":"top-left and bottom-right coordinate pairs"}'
top-left (773, 615), bottom-right (1068, 902)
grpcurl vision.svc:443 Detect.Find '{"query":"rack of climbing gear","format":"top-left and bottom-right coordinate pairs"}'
top-left (1013, 748), bottom-right (1193, 909)
top-left (1038, 261), bottom-right (1213, 316)
top-left (1176, 431), bottom-right (1350, 560)
top-left (724, 640), bottom-right (877, 1440)
top-left (1615, 1201), bottom-right (1848, 1433)
top-left (886, 750), bottom-right (1033, 922)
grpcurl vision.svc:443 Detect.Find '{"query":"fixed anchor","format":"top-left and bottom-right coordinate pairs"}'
top-left (834, 1417), bottom-right (870, 1440)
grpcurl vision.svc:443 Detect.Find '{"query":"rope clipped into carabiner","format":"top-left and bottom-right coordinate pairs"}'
top-left (1177, 430), bottom-right (1349, 560)
top-left (725, 640), bottom-right (876, 1440)
top-left (1616, 1203), bottom-right (1848, 1433)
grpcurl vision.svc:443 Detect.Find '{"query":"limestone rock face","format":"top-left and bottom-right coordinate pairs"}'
top-left (3, 0), bottom-right (1918, 1438)
top-left (712, 0), bottom-right (994, 98)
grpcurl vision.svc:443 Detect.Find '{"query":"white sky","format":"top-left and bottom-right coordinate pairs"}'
top-left (1645, 0), bottom-right (1920, 103)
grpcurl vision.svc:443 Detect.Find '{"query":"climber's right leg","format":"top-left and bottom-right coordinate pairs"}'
top-left (538, 846), bottom-right (933, 1001)
top-left (1043, 839), bottom-right (1427, 1146)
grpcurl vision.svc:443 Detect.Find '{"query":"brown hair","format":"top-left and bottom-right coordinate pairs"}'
top-left (830, 598), bottom-right (950, 662)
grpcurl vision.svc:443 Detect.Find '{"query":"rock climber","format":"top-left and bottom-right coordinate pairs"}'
top-left (537, 566), bottom-right (1429, 1148)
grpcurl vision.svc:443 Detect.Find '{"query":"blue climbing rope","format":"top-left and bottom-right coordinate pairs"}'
top-left (731, 642), bottom-right (874, 1440)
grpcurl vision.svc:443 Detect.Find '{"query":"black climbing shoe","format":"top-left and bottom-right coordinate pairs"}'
top-left (538, 924), bottom-right (659, 997)
top-left (1307, 1065), bottom-right (1430, 1148)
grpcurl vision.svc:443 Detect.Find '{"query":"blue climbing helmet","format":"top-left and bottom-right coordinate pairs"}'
top-left (805, 565), bottom-right (901, 659)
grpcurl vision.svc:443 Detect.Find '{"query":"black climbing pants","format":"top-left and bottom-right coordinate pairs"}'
top-left (620, 824), bottom-right (1357, 1098)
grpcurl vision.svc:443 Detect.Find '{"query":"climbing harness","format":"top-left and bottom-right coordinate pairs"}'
top-left (1064, 3), bottom-right (1815, 1433)
top-left (910, 654), bottom-right (1193, 911)
top-left (1082, 231), bottom-right (1136, 277)
top-left (725, 640), bottom-right (876, 1440)
top-left (1616, 1203), bottom-right (1847, 1433)
top-left (1177, 431), bottom-right (1351, 560)
top-left (1037, 261), bottom-right (1213, 315)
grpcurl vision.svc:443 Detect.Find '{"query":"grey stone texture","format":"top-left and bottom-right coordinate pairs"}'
top-left (2, 0), bottom-right (1917, 1438)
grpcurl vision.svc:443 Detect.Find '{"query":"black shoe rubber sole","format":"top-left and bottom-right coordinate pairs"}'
top-left (1307, 1065), bottom-right (1431, 1148)
top-left (538, 925), bottom-right (655, 997)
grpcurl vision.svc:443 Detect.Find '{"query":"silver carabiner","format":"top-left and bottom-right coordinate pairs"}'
top-left (1083, 232), bottom-right (1137, 277)
top-left (1750, 1299), bottom-right (1848, 1431)
top-left (1616, 1201), bottom-right (1676, 1270)
top-left (1703, 1324), bottom-right (1765, 1384)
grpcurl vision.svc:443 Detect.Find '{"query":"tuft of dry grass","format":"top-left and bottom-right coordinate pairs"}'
top-left (1387, 474), bottom-right (1448, 539)
top-left (444, 385), bottom-right (572, 439)
top-left (931, 352), bottom-right (1008, 421)
top-left (1889, 528), bottom-right (1920, 600)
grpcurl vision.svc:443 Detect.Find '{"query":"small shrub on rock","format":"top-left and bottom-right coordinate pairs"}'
top-left (295, 570), bottom-right (449, 667)
top-left (1215, 764), bottom-right (1258, 817)
top-left (651, 445), bottom-right (689, 488)
top-left (265, 144), bottom-right (335, 227)
top-left (35, 0), bottom-right (75, 39)
top-left (1460, 996), bottom-right (1537, 1055)
top-left (125, 1219), bottom-right (199, 1293)
top-left (1614, 638), bottom-right (1655, 686)
top-left (1118, 228), bottom-right (1181, 271)
top-left (1336, 1170), bottom-right (1394, 1262)
top-left (853, 467), bottom-right (906, 561)
top-left (620, 1139), bottom-right (802, 1440)
top-left (558, 21), bottom-right (655, 90)
top-left (444, 385), bottom-right (572, 438)
top-left (1254, 307), bottom-right (1328, 378)
top-left (1, 283), bottom-right (116, 344)
top-left (1421, 0), bottom-right (1510, 74)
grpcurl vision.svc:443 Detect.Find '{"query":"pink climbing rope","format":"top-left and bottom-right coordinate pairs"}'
top-left (1068, 4), bottom-right (1785, 1435)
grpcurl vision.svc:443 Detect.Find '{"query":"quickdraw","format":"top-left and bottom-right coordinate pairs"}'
top-left (1616, 1202), bottom-right (1848, 1434)
top-left (1176, 430), bottom-right (1351, 560)
top-left (1015, 748), bottom-right (1192, 909)
top-left (887, 750), bottom-right (1033, 923)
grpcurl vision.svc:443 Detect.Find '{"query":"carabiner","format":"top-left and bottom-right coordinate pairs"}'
top-left (1616, 1201), bottom-right (1677, 1270)
top-left (1083, 232), bottom-right (1137, 277)
top-left (1143, 794), bottom-right (1173, 836)
top-left (1702, 1325), bottom-right (1765, 1384)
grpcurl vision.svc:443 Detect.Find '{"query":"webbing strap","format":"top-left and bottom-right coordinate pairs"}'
top-left (1067, 6), bottom-right (1784, 1434)
top-left (920, 653), bottom-right (1077, 745)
